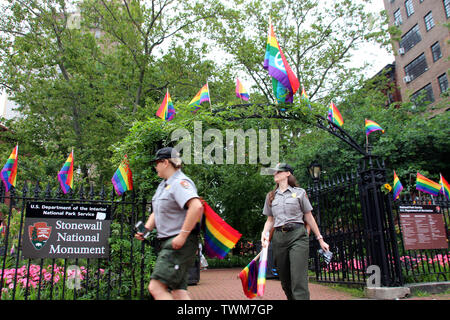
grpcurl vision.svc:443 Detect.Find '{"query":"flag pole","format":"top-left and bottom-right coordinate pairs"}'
top-left (206, 80), bottom-right (212, 112)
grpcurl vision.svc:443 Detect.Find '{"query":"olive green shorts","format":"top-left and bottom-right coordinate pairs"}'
top-left (150, 233), bottom-right (198, 290)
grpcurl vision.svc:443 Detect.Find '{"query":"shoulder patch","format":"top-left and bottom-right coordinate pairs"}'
top-left (180, 180), bottom-right (191, 189)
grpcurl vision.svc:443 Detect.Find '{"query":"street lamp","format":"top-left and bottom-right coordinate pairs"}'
top-left (308, 160), bottom-right (322, 181)
top-left (308, 160), bottom-right (322, 227)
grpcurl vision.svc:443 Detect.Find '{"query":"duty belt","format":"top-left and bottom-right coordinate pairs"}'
top-left (275, 223), bottom-right (302, 233)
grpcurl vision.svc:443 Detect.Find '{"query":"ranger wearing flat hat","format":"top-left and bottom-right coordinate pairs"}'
top-left (260, 162), bottom-right (329, 300)
top-left (135, 147), bottom-right (203, 300)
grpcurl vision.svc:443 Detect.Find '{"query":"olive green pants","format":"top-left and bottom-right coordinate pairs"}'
top-left (272, 224), bottom-right (310, 300)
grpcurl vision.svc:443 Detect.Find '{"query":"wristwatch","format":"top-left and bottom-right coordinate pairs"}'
top-left (316, 235), bottom-right (323, 240)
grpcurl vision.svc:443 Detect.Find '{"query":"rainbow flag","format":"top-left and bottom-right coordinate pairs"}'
top-left (1, 145), bottom-right (18, 192)
top-left (112, 155), bottom-right (133, 196)
top-left (416, 172), bottom-right (441, 196)
top-left (365, 119), bottom-right (385, 136)
top-left (155, 89), bottom-right (176, 121)
top-left (257, 246), bottom-right (268, 296)
top-left (393, 170), bottom-right (403, 201)
top-left (235, 78), bottom-right (249, 101)
top-left (439, 174), bottom-right (450, 200)
top-left (58, 150), bottom-right (74, 194)
top-left (239, 258), bottom-right (258, 298)
top-left (189, 84), bottom-right (210, 110)
top-left (202, 200), bottom-right (242, 259)
top-left (327, 101), bottom-right (344, 127)
top-left (301, 86), bottom-right (312, 109)
top-left (263, 21), bottom-right (299, 103)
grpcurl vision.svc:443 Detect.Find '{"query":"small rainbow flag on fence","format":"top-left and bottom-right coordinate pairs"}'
top-left (327, 101), bottom-right (344, 128)
top-left (112, 155), bottom-right (133, 196)
top-left (393, 170), bottom-right (403, 201)
top-left (58, 150), bottom-right (74, 194)
top-left (236, 78), bottom-right (249, 101)
top-left (189, 84), bottom-right (210, 110)
top-left (439, 174), bottom-right (450, 200)
top-left (1, 144), bottom-right (18, 192)
top-left (416, 172), bottom-right (441, 196)
top-left (365, 119), bottom-right (385, 136)
top-left (202, 200), bottom-right (242, 259)
top-left (155, 89), bottom-right (176, 121)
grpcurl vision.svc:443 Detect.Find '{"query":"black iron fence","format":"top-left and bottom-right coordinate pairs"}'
top-left (307, 168), bottom-right (449, 287)
top-left (307, 171), bottom-right (369, 286)
top-left (0, 182), bottom-right (153, 300)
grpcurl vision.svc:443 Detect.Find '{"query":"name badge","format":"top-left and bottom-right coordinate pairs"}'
top-left (292, 193), bottom-right (297, 198)
top-left (165, 184), bottom-right (171, 190)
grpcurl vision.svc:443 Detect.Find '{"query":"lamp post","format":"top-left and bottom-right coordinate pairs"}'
top-left (308, 160), bottom-right (322, 226)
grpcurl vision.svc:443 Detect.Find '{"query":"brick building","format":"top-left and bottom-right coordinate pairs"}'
top-left (383, 0), bottom-right (449, 112)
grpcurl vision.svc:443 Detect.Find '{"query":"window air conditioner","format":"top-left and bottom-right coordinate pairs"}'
top-left (403, 75), bottom-right (412, 83)
top-left (398, 47), bottom-right (405, 55)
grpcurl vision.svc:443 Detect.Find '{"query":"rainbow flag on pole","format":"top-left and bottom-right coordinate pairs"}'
top-left (301, 86), bottom-right (312, 109)
top-left (439, 174), bottom-right (450, 200)
top-left (112, 155), bottom-right (133, 196)
top-left (239, 257), bottom-right (258, 298)
top-left (393, 170), bottom-right (403, 201)
top-left (239, 247), bottom-right (268, 299)
top-left (155, 89), bottom-right (176, 121)
top-left (202, 200), bottom-right (242, 259)
top-left (189, 84), bottom-right (210, 110)
top-left (416, 172), bottom-right (441, 196)
top-left (58, 150), bottom-right (74, 194)
top-left (1, 144), bottom-right (18, 192)
top-left (263, 20), bottom-right (299, 103)
top-left (235, 78), bottom-right (249, 101)
top-left (365, 119), bottom-right (385, 136)
top-left (327, 101), bottom-right (344, 128)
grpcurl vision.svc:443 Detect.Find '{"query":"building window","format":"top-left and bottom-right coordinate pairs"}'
top-left (394, 9), bottom-right (403, 25)
top-left (400, 24), bottom-right (421, 53)
top-left (424, 12), bottom-right (435, 31)
top-left (411, 83), bottom-right (435, 107)
top-left (431, 42), bottom-right (442, 62)
top-left (404, 53), bottom-right (428, 81)
top-left (438, 73), bottom-right (448, 93)
top-left (405, 0), bottom-right (414, 17)
top-left (445, 0), bottom-right (450, 18)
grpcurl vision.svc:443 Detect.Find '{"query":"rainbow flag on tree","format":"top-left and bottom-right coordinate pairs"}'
top-left (155, 89), bottom-right (176, 121)
top-left (235, 78), bottom-right (249, 101)
top-left (189, 83), bottom-right (210, 110)
top-left (1, 144), bottom-right (18, 192)
top-left (202, 200), bottom-right (242, 259)
top-left (300, 86), bottom-right (312, 109)
top-left (416, 172), bottom-right (441, 196)
top-left (327, 101), bottom-right (344, 128)
top-left (263, 20), bottom-right (299, 103)
top-left (111, 155), bottom-right (133, 196)
top-left (58, 150), bottom-right (74, 194)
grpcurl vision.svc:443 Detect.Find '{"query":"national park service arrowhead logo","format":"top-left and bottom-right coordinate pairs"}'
top-left (28, 222), bottom-right (52, 250)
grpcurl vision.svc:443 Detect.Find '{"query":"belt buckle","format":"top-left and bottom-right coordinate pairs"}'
top-left (281, 225), bottom-right (291, 232)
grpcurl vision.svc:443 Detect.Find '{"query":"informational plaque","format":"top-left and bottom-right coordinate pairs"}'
top-left (399, 205), bottom-right (448, 250)
top-left (22, 202), bottom-right (111, 259)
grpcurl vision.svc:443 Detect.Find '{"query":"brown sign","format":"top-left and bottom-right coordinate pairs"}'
top-left (399, 205), bottom-right (448, 250)
top-left (22, 202), bottom-right (111, 259)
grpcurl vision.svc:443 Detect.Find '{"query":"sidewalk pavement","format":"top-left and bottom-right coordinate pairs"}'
top-left (187, 268), bottom-right (355, 300)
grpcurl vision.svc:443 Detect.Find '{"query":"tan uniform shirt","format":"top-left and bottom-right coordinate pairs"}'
top-left (262, 186), bottom-right (313, 227)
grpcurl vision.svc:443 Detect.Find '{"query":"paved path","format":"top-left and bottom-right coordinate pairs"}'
top-left (187, 268), bottom-right (355, 300)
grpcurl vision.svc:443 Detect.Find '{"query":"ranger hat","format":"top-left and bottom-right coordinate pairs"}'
top-left (151, 147), bottom-right (181, 162)
top-left (267, 162), bottom-right (294, 174)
